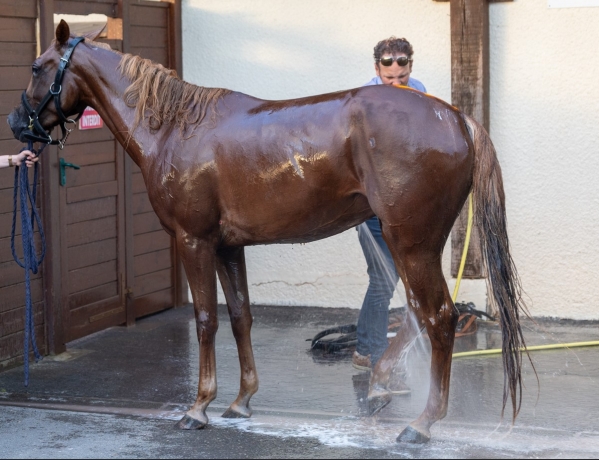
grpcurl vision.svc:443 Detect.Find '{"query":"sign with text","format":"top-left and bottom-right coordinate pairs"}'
top-left (79, 107), bottom-right (103, 130)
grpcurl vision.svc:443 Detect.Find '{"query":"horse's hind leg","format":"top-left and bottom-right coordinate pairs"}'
top-left (393, 248), bottom-right (458, 443)
top-left (175, 233), bottom-right (219, 430)
top-left (367, 220), bottom-right (459, 443)
top-left (216, 247), bottom-right (259, 419)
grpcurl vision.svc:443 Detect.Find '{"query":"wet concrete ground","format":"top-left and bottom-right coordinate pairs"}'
top-left (1, 304), bottom-right (599, 458)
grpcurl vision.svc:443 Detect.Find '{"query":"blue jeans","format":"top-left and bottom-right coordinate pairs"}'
top-left (356, 216), bottom-right (400, 366)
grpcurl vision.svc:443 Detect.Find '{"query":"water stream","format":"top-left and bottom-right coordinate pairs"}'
top-left (356, 222), bottom-right (432, 384)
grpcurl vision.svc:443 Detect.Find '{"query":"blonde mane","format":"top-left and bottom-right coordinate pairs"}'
top-left (84, 37), bottom-right (112, 51)
top-left (118, 54), bottom-right (231, 134)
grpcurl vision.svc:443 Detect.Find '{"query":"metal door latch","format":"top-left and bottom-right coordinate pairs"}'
top-left (59, 157), bottom-right (80, 186)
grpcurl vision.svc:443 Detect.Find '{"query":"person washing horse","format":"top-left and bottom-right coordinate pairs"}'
top-left (352, 37), bottom-right (427, 394)
top-left (0, 150), bottom-right (38, 169)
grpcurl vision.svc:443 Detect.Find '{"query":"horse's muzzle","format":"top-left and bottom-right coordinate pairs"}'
top-left (7, 106), bottom-right (29, 143)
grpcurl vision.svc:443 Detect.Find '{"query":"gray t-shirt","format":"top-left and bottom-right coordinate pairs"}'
top-left (363, 76), bottom-right (427, 93)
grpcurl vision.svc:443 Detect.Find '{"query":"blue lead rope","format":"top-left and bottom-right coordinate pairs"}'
top-left (11, 141), bottom-right (46, 386)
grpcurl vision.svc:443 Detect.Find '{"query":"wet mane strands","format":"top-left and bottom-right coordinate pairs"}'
top-left (84, 37), bottom-right (112, 51)
top-left (118, 54), bottom-right (230, 133)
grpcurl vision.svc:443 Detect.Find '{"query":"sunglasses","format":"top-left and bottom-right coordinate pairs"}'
top-left (378, 56), bottom-right (412, 67)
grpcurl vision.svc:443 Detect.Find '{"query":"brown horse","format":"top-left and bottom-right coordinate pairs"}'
top-left (8, 21), bottom-right (528, 443)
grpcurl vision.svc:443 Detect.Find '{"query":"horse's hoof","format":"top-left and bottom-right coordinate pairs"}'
top-left (176, 414), bottom-right (207, 430)
top-left (367, 393), bottom-right (392, 416)
top-left (222, 405), bottom-right (251, 419)
top-left (396, 425), bottom-right (431, 444)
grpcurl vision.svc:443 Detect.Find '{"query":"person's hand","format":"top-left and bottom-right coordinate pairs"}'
top-left (13, 150), bottom-right (39, 168)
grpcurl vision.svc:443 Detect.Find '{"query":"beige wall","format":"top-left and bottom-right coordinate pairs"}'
top-left (182, 0), bottom-right (599, 320)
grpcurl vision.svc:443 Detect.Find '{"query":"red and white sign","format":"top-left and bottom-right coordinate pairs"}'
top-left (79, 107), bottom-right (103, 130)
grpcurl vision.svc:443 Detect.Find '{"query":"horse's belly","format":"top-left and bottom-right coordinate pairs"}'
top-left (220, 194), bottom-right (373, 247)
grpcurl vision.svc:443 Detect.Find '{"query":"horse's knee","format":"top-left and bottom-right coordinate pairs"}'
top-left (195, 314), bottom-right (218, 341)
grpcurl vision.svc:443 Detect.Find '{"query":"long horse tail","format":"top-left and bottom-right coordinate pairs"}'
top-left (461, 113), bottom-right (532, 422)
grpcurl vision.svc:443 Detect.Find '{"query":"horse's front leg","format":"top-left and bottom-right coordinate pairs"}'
top-left (175, 232), bottom-right (219, 430)
top-left (216, 246), bottom-right (259, 419)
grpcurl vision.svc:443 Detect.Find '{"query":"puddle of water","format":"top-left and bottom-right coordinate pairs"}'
top-left (207, 413), bottom-right (599, 458)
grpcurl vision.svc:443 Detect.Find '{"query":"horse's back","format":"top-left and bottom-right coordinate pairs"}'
top-left (173, 87), bottom-right (474, 247)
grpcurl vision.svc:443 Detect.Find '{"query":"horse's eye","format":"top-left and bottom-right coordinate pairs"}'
top-left (32, 65), bottom-right (40, 76)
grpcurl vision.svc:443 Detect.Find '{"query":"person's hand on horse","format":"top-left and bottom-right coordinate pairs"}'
top-left (1, 150), bottom-right (39, 169)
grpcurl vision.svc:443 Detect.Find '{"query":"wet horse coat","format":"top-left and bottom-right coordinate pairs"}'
top-left (153, 88), bottom-right (472, 247)
top-left (8, 22), bottom-right (528, 443)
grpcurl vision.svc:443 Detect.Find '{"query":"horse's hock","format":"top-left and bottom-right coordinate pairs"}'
top-left (0, 0), bottom-right (186, 370)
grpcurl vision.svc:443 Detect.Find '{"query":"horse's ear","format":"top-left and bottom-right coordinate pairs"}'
top-left (83, 24), bottom-right (107, 42)
top-left (55, 19), bottom-right (70, 47)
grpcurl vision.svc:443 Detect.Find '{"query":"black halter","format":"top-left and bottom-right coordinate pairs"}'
top-left (20, 37), bottom-right (86, 149)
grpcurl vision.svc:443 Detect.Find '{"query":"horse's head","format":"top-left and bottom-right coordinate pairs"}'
top-left (8, 20), bottom-right (102, 145)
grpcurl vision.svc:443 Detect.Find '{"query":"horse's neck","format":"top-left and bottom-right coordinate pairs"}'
top-left (79, 48), bottom-right (164, 168)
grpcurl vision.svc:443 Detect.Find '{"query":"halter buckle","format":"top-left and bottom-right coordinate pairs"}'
top-left (49, 83), bottom-right (62, 95)
top-left (58, 119), bottom-right (77, 150)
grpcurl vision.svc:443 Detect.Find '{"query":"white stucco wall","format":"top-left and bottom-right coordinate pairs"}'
top-left (181, 0), bottom-right (599, 319)
top-left (488, 1), bottom-right (599, 319)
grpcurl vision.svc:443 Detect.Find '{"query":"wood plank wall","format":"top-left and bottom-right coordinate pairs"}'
top-left (128, 1), bottom-right (176, 318)
top-left (0, 1), bottom-right (183, 364)
top-left (0, 0), bottom-right (45, 369)
top-left (58, 116), bottom-right (126, 342)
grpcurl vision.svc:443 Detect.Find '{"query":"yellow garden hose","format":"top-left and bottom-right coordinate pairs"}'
top-left (450, 193), bottom-right (599, 358)
top-left (453, 341), bottom-right (599, 359)
top-left (451, 193), bottom-right (474, 303)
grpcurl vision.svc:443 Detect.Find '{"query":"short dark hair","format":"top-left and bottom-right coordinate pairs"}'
top-left (373, 36), bottom-right (414, 61)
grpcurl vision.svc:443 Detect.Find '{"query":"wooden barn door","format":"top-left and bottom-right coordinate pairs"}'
top-left (37, 0), bottom-right (185, 353)
top-left (0, 0), bottom-right (44, 369)
top-left (56, 127), bottom-right (128, 342)
top-left (42, 16), bottom-right (128, 342)
top-left (124, 0), bottom-right (184, 320)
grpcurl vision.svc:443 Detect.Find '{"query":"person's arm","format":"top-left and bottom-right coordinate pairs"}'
top-left (0, 151), bottom-right (39, 169)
